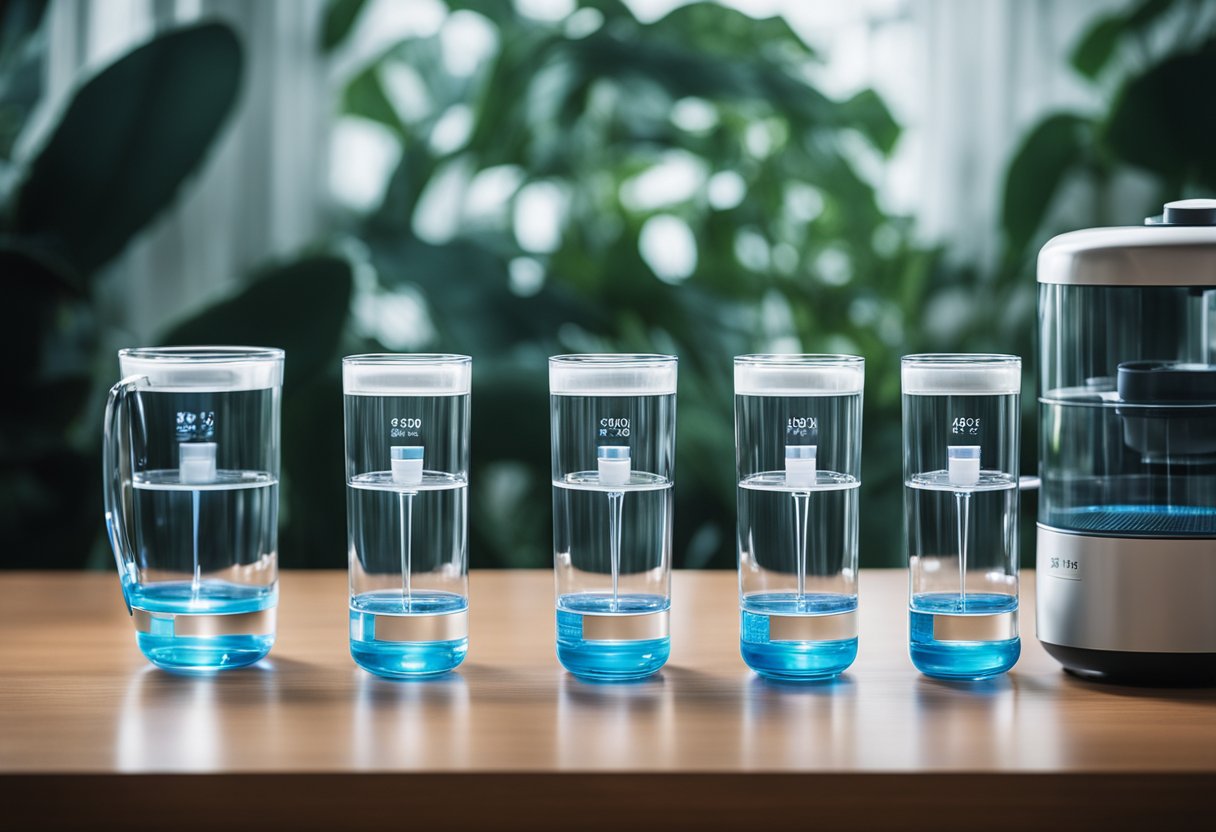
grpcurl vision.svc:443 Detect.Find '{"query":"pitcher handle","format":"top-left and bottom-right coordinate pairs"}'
top-left (103, 374), bottom-right (146, 614)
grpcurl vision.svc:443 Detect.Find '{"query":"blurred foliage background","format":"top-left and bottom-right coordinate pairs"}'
top-left (2, 0), bottom-right (1215, 570)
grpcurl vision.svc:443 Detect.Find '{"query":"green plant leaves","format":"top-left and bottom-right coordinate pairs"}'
top-left (1001, 113), bottom-right (1089, 262)
top-left (1104, 43), bottom-right (1216, 188)
top-left (840, 89), bottom-right (901, 156)
top-left (160, 254), bottom-right (354, 389)
top-left (1071, 15), bottom-right (1127, 80)
top-left (0, 0), bottom-right (49, 159)
top-left (1070, 0), bottom-right (1175, 80)
top-left (321, 0), bottom-right (367, 52)
top-left (12, 22), bottom-right (242, 276)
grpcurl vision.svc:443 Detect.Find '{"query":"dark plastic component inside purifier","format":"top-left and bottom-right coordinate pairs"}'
top-left (1116, 361), bottom-right (1216, 460)
top-left (1145, 198), bottom-right (1216, 226)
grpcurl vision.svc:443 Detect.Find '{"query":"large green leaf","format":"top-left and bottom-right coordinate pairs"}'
top-left (1069, 0), bottom-right (1175, 81)
top-left (1104, 43), bottom-right (1216, 188)
top-left (649, 3), bottom-right (815, 62)
top-left (320, 0), bottom-right (367, 53)
top-left (12, 22), bottom-right (242, 276)
top-left (840, 88), bottom-right (901, 155)
top-left (1070, 14), bottom-right (1126, 80)
top-left (1001, 113), bottom-right (1089, 261)
top-left (160, 254), bottom-right (354, 389)
top-left (342, 62), bottom-right (406, 135)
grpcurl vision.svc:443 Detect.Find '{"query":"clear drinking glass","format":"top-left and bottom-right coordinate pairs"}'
top-left (103, 346), bottom-right (283, 671)
top-left (735, 355), bottom-right (863, 680)
top-left (902, 354), bottom-right (1021, 680)
top-left (550, 354), bottom-right (677, 681)
top-left (344, 354), bottom-right (471, 678)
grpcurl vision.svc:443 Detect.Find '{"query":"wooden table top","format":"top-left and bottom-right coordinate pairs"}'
top-left (2, 569), bottom-right (1213, 829)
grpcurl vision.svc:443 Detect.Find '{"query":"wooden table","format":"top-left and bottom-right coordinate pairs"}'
top-left (1, 570), bottom-right (1213, 829)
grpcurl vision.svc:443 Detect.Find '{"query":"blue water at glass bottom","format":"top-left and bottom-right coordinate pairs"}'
top-left (556, 593), bottom-right (670, 681)
top-left (128, 581), bottom-right (276, 672)
top-left (350, 591), bottom-right (468, 678)
top-left (910, 592), bottom-right (1020, 680)
top-left (740, 592), bottom-right (858, 681)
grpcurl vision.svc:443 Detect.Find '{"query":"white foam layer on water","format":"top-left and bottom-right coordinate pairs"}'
top-left (343, 355), bottom-right (471, 395)
top-left (119, 347), bottom-right (283, 392)
top-left (549, 355), bottom-right (677, 396)
top-left (902, 357), bottom-right (1020, 395)
top-left (735, 358), bottom-right (863, 396)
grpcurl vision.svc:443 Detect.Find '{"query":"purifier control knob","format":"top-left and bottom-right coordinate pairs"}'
top-left (1146, 198), bottom-right (1216, 226)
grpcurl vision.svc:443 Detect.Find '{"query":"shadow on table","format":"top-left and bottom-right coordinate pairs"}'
top-left (1057, 670), bottom-right (1216, 702)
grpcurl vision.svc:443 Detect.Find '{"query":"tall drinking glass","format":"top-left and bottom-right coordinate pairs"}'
top-left (344, 354), bottom-right (471, 678)
top-left (550, 354), bottom-right (677, 681)
top-left (902, 354), bottom-right (1021, 680)
top-left (735, 355), bottom-right (863, 680)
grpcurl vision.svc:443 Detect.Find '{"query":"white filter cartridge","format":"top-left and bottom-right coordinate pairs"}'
top-left (948, 445), bottom-right (981, 487)
top-left (391, 446), bottom-right (424, 486)
top-left (179, 442), bottom-right (217, 484)
top-left (785, 445), bottom-right (817, 487)
top-left (597, 445), bottom-right (631, 486)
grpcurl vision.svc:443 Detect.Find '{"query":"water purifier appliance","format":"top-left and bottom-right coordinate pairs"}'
top-left (1036, 199), bottom-right (1216, 682)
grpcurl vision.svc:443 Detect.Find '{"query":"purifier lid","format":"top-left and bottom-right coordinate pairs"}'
top-left (1038, 200), bottom-right (1216, 287)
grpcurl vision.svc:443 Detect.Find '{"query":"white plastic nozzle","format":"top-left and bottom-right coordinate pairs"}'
top-left (597, 445), bottom-right (631, 487)
top-left (948, 445), bottom-right (981, 487)
top-left (179, 442), bottom-right (217, 484)
top-left (391, 446), bottom-right (424, 486)
top-left (785, 445), bottom-right (817, 487)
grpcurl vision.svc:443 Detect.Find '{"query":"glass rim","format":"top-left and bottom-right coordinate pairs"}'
top-left (343, 353), bottom-right (471, 366)
top-left (119, 346), bottom-right (283, 363)
top-left (549, 353), bottom-right (676, 367)
top-left (735, 353), bottom-right (863, 366)
top-left (901, 353), bottom-right (1021, 367)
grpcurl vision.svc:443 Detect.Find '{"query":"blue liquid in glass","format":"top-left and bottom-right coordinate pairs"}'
top-left (556, 592), bottom-right (669, 681)
top-left (350, 590), bottom-right (468, 678)
top-left (909, 592), bottom-right (1019, 680)
top-left (740, 592), bottom-right (857, 681)
top-left (128, 581), bottom-right (276, 672)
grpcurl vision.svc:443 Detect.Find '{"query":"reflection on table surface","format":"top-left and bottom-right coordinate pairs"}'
top-left (0, 570), bottom-right (1213, 773)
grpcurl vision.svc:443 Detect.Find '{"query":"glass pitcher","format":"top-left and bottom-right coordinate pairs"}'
top-left (103, 347), bottom-right (283, 671)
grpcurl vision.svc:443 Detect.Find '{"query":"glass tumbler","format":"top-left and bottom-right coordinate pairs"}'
top-left (103, 346), bottom-right (283, 671)
top-left (344, 354), bottom-right (471, 678)
top-left (735, 355), bottom-right (863, 681)
top-left (550, 354), bottom-right (677, 681)
top-left (902, 354), bottom-right (1022, 680)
